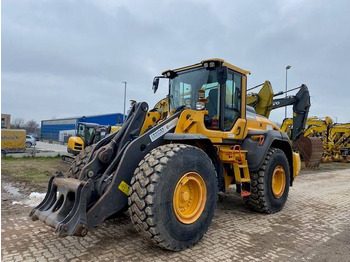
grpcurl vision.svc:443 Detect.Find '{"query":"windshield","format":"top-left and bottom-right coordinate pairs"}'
top-left (77, 124), bottom-right (86, 137)
top-left (169, 68), bottom-right (218, 111)
top-left (76, 124), bottom-right (95, 142)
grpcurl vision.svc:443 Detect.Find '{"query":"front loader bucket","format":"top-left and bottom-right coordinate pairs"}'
top-left (294, 136), bottom-right (323, 169)
top-left (29, 172), bottom-right (93, 237)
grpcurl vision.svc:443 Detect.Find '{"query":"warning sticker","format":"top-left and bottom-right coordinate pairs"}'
top-left (118, 181), bottom-right (130, 195)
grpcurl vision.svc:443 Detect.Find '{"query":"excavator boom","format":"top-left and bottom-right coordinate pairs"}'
top-left (247, 82), bottom-right (323, 168)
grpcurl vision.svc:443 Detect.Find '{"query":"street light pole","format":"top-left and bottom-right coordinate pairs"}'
top-left (285, 65), bottom-right (291, 118)
top-left (122, 81), bottom-right (127, 123)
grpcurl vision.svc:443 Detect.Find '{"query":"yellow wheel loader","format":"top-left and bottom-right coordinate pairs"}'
top-left (247, 81), bottom-right (323, 168)
top-left (30, 59), bottom-right (302, 251)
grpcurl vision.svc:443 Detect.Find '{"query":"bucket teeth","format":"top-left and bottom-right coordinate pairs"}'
top-left (29, 172), bottom-right (93, 237)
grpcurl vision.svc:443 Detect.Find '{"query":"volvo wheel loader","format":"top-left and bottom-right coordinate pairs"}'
top-left (30, 59), bottom-right (301, 251)
top-left (247, 81), bottom-right (323, 168)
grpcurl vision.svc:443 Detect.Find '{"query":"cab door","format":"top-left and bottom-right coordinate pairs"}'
top-left (221, 70), bottom-right (242, 131)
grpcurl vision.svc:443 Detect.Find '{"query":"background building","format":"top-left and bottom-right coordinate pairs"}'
top-left (41, 113), bottom-right (124, 141)
top-left (1, 114), bottom-right (11, 129)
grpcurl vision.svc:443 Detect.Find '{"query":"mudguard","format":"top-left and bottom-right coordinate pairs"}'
top-left (242, 130), bottom-right (293, 173)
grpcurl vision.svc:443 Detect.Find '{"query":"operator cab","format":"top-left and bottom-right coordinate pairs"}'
top-left (76, 122), bottom-right (100, 144)
top-left (160, 59), bottom-right (250, 131)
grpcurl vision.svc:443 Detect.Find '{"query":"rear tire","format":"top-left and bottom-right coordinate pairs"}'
top-left (129, 144), bottom-right (218, 251)
top-left (26, 142), bottom-right (32, 148)
top-left (246, 148), bottom-right (290, 214)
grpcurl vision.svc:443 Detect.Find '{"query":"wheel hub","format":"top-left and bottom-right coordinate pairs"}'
top-left (271, 165), bottom-right (286, 199)
top-left (173, 172), bottom-right (207, 224)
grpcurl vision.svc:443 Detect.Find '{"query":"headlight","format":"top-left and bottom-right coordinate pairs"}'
top-left (196, 101), bottom-right (205, 110)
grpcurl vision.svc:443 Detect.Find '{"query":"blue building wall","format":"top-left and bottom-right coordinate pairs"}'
top-left (78, 113), bottom-right (124, 126)
top-left (41, 113), bottom-right (124, 141)
top-left (41, 122), bottom-right (76, 141)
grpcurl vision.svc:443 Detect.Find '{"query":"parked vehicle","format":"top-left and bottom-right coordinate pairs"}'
top-left (26, 135), bottom-right (36, 148)
top-left (1, 129), bottom-right (26, 154)
top-left (29, 133), bottom-right (39, 141)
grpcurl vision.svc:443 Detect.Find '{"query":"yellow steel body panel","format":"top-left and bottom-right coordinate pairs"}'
top-left (292, 152), bottom-right (301, 179)
top-left (246, 116), bottom-right (281, 133)
top-left (140, 98), bottom-right (170, 135)
top-left (217, 146), bottom-right (250, 184)
top-left (110, 126), bottom-right (121, 134)
top-left (162, 58), bottom-right (250, 76)
top-left (140, 111), bottom-right (162, 135)
top-left (67, 136), bottom-right (84, 152)
top-left (174, 109), bottom-right (248, 143)
top-left (223, 170), bottom-right (235, 189)
top-left (1, 129), bottom-right (26, 150)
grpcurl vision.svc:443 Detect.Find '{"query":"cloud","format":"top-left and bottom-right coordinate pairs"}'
top-left (2, 0), bottom-right (350, 124)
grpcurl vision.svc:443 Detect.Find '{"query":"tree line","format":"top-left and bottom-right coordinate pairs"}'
top-left (10, 117), bottom-right (40, 134)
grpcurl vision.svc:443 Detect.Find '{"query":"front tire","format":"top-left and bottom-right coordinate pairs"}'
top-left (129, 144), bottom-right (218, 251)
top-left (26, 142), bottom-right (32, 148)
top-left (246, 148), bottom-right (290, 214)
top-left (67, 145), bottom-right (95, 179)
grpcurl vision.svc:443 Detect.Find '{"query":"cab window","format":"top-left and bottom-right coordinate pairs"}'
top-left (224, 71), bottom-right (242, 131)
top-left (77, 124), bottom-right (85, 137)
top-left (203, 82), bottom-right (220, 129)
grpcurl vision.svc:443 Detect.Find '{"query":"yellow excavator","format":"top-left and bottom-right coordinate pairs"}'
top-left (31, 58), bottom-right (303, 251)
top-left (247, 81), bottom-right (323, 168)
top-left (327, 124), bottom-right (350, 162)
top-left (67, 122), bottom-right (120, 155)
top-left (281, 117), bottom-right (350, 162)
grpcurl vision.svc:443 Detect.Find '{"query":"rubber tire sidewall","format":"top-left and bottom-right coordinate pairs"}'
top-left (153, 146), bottom-right (218, 248)
top-left (264, 150), bottom-right (290, 212)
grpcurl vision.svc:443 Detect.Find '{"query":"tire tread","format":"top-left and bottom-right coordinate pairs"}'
top-left (129, 144), bottom-right (217, 251)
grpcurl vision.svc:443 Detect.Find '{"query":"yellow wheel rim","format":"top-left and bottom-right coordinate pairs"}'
top-left (173, 172), bottom-right (207, 224)
top-left (271, 166), bottom-right (286, 199)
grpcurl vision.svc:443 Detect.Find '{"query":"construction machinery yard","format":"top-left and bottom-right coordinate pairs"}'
top-left (2, 58), bottom-right (350, 260)
top-left (2, 1), bottom-right (350, 260)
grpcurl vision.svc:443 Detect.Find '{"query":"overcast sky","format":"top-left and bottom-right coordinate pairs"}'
top-left (2, 0), bottom-right (350, 125)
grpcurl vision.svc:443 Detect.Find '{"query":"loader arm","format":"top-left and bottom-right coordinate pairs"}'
top-left (30, 101), bottom-right (181, 237)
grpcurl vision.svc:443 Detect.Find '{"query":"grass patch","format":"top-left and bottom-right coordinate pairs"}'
top-left (1, 157), bottom-right (70, 185)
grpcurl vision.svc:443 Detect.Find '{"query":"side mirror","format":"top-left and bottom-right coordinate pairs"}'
top-left (152, 77), bottom-right (160, 93)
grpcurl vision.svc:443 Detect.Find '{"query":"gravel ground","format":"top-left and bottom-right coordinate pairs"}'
top-left (1, 168), bottom-right (350, 261)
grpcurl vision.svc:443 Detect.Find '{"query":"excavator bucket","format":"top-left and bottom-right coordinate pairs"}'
top-left (294, 136), bottom-right (323, 168)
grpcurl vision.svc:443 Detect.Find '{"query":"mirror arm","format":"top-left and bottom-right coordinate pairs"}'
top-left (152, 76), bottom-right (166, 93)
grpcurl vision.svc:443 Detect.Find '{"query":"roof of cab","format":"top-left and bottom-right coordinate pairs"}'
top-left (162, 58), bottom-right (250, 76)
